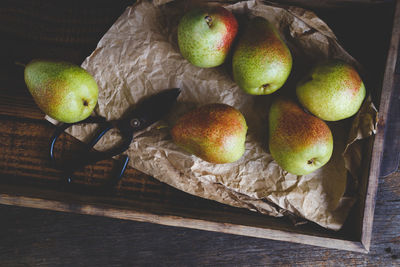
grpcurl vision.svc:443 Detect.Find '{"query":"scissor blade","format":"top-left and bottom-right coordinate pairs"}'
top-left (126, 88), bottom-right (181, 131)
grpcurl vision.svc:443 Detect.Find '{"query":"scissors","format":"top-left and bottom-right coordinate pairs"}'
top-left (49, 88), bottom-right (181, 188)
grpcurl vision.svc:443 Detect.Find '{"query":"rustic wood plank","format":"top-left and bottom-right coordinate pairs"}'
top-left (0, 0), bottom-right (398, 260)
top-left (0, 116), bottom-right (369, 246)
top-left (0, 115), bottom-right (356, 240)
top-left (0, 185), bottom-right (367, 253)
top-left (1, 168), bottom-right (400, 267)
top-left (380, 58), bottom-right (400, 176)
top-left (0, 0), bottom-right (133, 46)
top-left (0, 116), bottom-right (228, 209)
top-left (361, 0), bottom-right (400, 252)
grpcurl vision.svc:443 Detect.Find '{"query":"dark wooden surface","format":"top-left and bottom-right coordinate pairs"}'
top-left (1, 0), bottom-right (400, 265)
top-left (0, 190), bottom-right (398, 267)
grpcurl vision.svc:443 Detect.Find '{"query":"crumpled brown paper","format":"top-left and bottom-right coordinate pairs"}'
top-left (61, 0), bottom-right (378, 230)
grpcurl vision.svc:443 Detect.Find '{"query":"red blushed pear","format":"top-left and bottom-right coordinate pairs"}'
top-left (232, 17), bottom-right (292, 95)
top-left (171, 103), bottom-right (247, 164)
top-left (269, 98), bottom-right (333, 175)
top-left (296, 59), bottom-right (366, 121)
top-left (177, 6), bottom-right (238, 68)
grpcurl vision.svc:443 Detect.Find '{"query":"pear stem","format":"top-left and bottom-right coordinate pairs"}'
top-left (204, 15), bottom-right (213, 27)
top-left (15, 61), bottom-right (26, 68)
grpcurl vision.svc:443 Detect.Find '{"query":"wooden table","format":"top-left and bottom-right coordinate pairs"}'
top-left (1, 0), bottom-right (399, 265)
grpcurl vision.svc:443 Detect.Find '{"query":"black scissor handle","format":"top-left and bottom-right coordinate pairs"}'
top-left (49, 117), bottom-right (132, 185)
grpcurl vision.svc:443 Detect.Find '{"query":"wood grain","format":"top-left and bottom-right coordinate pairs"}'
top-left (361, 0), bottom-right (400, 252)
top-left (1, 168), bottom-right (400, 267)
top-left (0, 0), bottom-right (399, 262)
top-left (0, 118), bottom-right (363, 250)
top-left (0, 112), bottom-right (372, 252)
top-left (0, 191), bottom-right (367, 253)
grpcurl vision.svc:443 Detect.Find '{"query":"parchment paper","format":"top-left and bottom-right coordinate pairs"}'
top-left (62, 0), bottom-right (377, 230)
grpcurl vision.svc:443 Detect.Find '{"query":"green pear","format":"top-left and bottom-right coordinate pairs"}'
top-left (171, 103), bottom-right (247, 164)
top-left (269, 98), bottom-right (333, 175)
top-left (296, 59), bottom-right (366, 121)
top-left (232, 17), bottom-right (292, 95)
top-left (178, 6), bottom-right (238, 68)
top-left (24, 59), bottom-right (98, 123)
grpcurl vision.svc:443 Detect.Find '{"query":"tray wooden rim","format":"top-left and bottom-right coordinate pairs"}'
top-left (360, 0), bottom-right (400, 252)
top-left (1, 0), bottom-right (399, 254)
top-left (0, 187), bottom-right (367, 253)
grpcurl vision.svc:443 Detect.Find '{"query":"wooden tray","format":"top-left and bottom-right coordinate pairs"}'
top-left (0, 0), bottom-right (399, 253)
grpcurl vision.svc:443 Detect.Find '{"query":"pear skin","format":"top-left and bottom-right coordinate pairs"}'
top-left (296, 59), bottom-right (366, 121)
top-left (178, 6), bottom-right (238, 68)
top-left (232, 17), bottom-right (292, 95)
top-left (24, 60), bottom-right (98, 123)
top-left (171, 103), bottom-right (247, 164)
top-left (269, 98), bottom-right (333, 175)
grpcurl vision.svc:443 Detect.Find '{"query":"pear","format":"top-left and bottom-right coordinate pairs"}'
top-left (178, 6), bottom-right (238, 68)
top-left (269, 98), bottom-right (333, 175)
top-left (232, 17), bottom-right (292, 95)
top-left (171, 103), bottom-right (247, 164)
top-left (296, 59), bottom-right (366, 121)
top-left (24, 59), bottom-right (98, 123)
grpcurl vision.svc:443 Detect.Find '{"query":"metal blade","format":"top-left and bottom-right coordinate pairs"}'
top-left (120, 88), bottom-right (181, 132)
